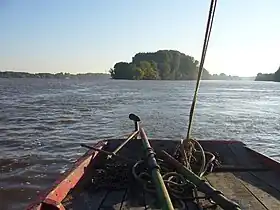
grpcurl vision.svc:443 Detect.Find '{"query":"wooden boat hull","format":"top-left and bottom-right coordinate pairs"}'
top-left (27, 139), bottom-right (280, 210)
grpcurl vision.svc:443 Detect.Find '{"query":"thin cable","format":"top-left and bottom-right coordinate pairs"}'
top-left (185, 0), bottom-right (218, 142)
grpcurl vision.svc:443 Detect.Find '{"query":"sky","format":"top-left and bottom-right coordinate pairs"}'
top-left (0, 0), bottom-right (279, 77)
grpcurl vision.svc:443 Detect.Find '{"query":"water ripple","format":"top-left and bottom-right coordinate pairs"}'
top-left (1, 78), bottom-right (280, 209)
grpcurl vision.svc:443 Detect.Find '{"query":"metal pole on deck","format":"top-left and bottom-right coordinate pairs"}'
top-left (161, 150), bottom-right (241, 210)
top-left (139, 127), bottom-right (174, 210)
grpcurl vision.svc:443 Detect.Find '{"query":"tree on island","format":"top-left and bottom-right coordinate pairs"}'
top-left (255, 73), bottom-right (274, 81)
top-left (274, 67), bottom-right (280, 82)
top-left (110, 50), bottom-right (212, 80)
top-left (255, 66), bottom-right (280, 82)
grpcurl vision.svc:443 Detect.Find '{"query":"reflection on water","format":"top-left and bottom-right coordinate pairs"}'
top-left (0, 78), bottom-right (280, 209)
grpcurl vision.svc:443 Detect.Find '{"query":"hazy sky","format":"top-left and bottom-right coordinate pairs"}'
top-left (1, 0), bottom-right (279, 76)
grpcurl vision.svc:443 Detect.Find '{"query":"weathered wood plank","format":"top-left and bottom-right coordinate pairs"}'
top-left (228, 143), bottom-right (280, 190)
top-left (238, 178), bottom-right (280, 210)
top-left (228, 170), bottom-right (280, 209)
top-left (228, 143), bottom-right (265, 166)
top-left (199, 141), bottom-right (240, 165)
top-left (229, 143), bottom-right (280, 192)
top-left (121, 185), bottom-right (146, 210)
top-left (205, 142), bottom-right (280, 209)
top-left (206, 172), bottom-right (267, 210)
top-left (100, 190), bottom-right (127, 210)
top-left (144, 192), bottom-right (161, 210)
top-left (227, 143), bottom-right (280, 209)
top-left (63, 190), bottom-right (108, 210)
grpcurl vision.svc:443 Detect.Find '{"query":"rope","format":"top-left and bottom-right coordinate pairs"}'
top-left (180, 0), bottom-right (218, 172)
top-left (132, 154), bottom-right (216, 209)
top-left (132, 159), bottom-right (194, 209)
top-left (184, 0), bottom-right (218, 142)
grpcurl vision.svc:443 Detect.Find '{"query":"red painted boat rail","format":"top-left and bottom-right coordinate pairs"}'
top-left (26, 141), bottom-right (107, 210)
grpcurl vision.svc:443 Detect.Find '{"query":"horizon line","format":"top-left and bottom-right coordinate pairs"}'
top-left (0, 69), bottom-right (258, 78)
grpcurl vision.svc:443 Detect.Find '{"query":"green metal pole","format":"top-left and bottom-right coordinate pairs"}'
top-left (139, 128), bottom-right (174, 210)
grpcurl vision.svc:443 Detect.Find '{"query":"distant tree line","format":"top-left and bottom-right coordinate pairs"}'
top-left (0, 71), bottom-right (109, 79)
top-left (255, 66), bottom-right (280, 82)
top-left (109, 50), bottom-right (239, 80)
top-left (211, 73), bottom-right (240, 80)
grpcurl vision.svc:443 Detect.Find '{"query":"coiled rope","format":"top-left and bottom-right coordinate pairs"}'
top-left (132, 159), bottom-right (194, 209)
top-left (182, 0), bottom-right (218, 172)
top-left (132, 146), bottom-right (217, 209)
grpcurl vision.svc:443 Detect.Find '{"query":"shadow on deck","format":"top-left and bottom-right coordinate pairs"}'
top-left (202, 141), bottom-right (280, 210)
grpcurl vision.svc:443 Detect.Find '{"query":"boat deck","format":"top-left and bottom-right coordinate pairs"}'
top-left (62, 139), bottom-right (280, 210)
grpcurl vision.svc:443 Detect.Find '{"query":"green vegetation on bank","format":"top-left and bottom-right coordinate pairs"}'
top-left (110, 50), bottom-right (210, 80)
top-left (0, 71), bottom-right (109, 79)
top-left (211, 73), bottom-right (240, 80)
top-left (109, 50), bottom-right (240, 80)
top-left (255, 66), bottom-right (280, 82)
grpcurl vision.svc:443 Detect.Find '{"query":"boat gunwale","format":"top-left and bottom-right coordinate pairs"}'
top-left (26, 140), bottom-right (107, 210)
top-left (26, 138), bottom-right (280, 210)
top-left (245, 146), bottom-right (280, 172)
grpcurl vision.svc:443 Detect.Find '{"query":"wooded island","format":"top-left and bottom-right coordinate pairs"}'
top-left (110, 50), bottom-right (238, 80)
top-left (255, 66), bottom-right (280, 82)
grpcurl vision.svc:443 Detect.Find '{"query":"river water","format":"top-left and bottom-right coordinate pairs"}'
top-left (0, 78), bottom-right (280, 209)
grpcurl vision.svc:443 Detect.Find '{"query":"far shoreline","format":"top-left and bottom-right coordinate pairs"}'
top-left (0, 71), bottom-right (256, 81)
top-left (0, 71), bottom-right (110, 79)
